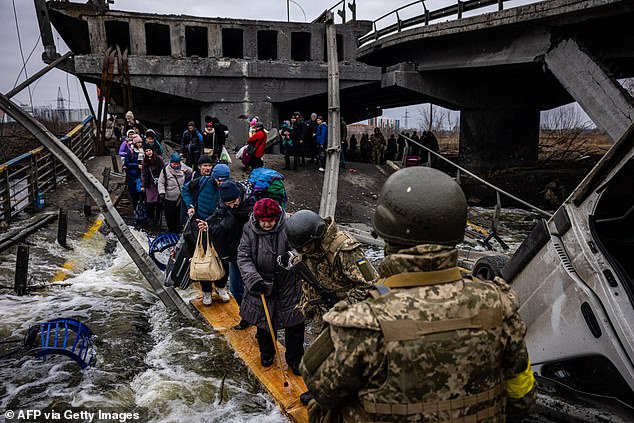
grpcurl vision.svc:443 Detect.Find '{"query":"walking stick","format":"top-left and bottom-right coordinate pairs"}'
top-left (260, 293), bottom-right (289, 387)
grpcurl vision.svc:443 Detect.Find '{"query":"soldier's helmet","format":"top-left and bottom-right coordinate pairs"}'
top-left (373, 167), bottom-right (467, 246)
top-left (286, 210), bottom-right (327, 249)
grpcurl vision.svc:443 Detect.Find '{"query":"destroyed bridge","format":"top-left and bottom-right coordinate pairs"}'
top-left (36, 0), bottom-right (634, 170)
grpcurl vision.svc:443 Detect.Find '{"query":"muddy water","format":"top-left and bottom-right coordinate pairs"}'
top-left (0, 224), bottom-right (282, 422)
top-left (0, 207), bottom-right (544, 423)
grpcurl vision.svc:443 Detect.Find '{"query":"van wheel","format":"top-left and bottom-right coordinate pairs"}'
top-left (473, 255), bottom-right (509, 281)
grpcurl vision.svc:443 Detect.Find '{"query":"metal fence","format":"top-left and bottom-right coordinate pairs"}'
top-left (0, 116), bottom-right (95, 221)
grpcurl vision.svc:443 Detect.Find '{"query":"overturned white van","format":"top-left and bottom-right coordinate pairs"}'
top-left (475, 125), bottom-right (634, 414)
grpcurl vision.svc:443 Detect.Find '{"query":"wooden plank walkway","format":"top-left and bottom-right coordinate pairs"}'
top-left (191, 293), bottom-right (309, 423)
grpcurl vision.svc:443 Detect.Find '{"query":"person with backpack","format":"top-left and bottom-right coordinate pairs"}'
top-left (144, 129), bottom-right (163, 157)
top-left (158, 153), bottom-right (193, 233)
top-left (182, 121), bottom-right (203, 170)
top-left (247, 122), bottom-right (267, 169)
top-left (181, 157), bottom-right (232, 305)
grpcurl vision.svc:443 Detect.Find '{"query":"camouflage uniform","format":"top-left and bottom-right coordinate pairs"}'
top-left (299, 217), bottom-right (378, 324)
top-left (301, 244), bottom-right (535, 423)
top-left (370, 129), bottom-right (386, 164)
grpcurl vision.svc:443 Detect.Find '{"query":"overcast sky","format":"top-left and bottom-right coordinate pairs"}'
top-left (1, 0), bottom-right (541, 125)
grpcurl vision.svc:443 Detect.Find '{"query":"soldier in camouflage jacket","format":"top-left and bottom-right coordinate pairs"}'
top-left (285, 211), bottom-right (378, 325)
top-left (300, 168), bottom-right (535, 423)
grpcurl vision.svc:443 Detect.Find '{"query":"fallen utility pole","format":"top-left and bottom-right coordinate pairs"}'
top-left (319, 10), bottom-right (342, 219)
top-left (0, 93), bottom-right (196, 320)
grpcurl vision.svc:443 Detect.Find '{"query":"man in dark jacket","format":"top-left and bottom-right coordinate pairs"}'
top-left (198, 180), bottom-right (255, 320)
top-left (292, 112), bottom-right (307, 167)
top-left (182, 157), bottom-right (231, 305)
top-left (182, 121), bottom-right (203, 170)
top-left (305, 113), bottom-right (318, 164)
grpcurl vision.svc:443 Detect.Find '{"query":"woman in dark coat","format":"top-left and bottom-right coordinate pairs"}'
top-left (237, 198), bottom-right (305, 373)
top-left (141, 144), bottom-right (165, 225)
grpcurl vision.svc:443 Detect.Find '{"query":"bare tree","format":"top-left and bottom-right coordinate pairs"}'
top-left (417, 104), bottom-right (456, 132)
top-left (539, 104), bottom-right (597, 162)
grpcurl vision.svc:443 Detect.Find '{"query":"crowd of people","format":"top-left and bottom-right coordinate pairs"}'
top-left (115, 109), bottom-right (535, 423)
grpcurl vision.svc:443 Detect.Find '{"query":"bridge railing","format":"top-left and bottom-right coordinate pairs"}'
top-left (0, 116), bottom-right (95, 221)
top-left (358, 0), bottom-right (528, 46)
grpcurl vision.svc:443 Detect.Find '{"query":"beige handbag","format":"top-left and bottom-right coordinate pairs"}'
top-left (189, 229), bottom-right (225, 281)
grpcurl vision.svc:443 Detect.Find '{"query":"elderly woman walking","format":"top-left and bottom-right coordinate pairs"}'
top-left (237, 198), bottom-right (305, 374)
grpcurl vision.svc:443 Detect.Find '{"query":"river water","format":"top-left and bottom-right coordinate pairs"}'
top-left (0, 223), bottom-right (282, 422)
top-left (0, 207), bottom-right (543, 423)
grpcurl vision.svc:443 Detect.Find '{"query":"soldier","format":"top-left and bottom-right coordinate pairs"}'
top-left (284, 210), bottom-right (377, 326)
top-left (370, 127), bottom-right (386, 164)
top-left (300, 167), bottom-right (536, 423)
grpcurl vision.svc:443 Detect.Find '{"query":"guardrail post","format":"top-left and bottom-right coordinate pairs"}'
top-left (14, 244), bottom-right (29, 296)
top-left (102, 167), bottom-right (111, 190)
top-left (498, 0), bottom-right (504, 11)
top-left (457, 1), bottom-right (464, 19)
top-left (57, 208), bottom-right (68, 248)
top-left (110, 150), bottom-right (120, 173)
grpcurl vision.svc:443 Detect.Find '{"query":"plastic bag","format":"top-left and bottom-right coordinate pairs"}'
top-left (220, 146), bottom-right (232, 164)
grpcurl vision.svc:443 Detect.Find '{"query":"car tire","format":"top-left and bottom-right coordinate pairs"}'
top-left (472, 255), bottom-right (509, 281)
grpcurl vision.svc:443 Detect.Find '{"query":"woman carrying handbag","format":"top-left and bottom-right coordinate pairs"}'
top-left (189, 225), bottom-right (230, 306)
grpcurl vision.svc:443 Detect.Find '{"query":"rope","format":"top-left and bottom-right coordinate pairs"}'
top-left (399, 132), bottom-right (553, 218)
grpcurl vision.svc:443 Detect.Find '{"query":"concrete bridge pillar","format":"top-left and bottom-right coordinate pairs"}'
top-left (458, 108), bottom-right (539, 171)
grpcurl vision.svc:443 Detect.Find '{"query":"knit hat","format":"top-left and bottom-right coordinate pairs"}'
top-left (211, 163), bottom-right (231, 180)
top-left (170, 152), bottom-right (181, 163)
top-left (219, 181), bottom-right (241, 202)
top-left (143, 143), bottom-right (154, 152)
top-left (132, 134), bottom-right (143, 144)
top-left (253, 198), bottom-right (281, 222)
top-left (126, 129), bottom-right (136, 137)
top-left (198, 155), bottom-right (214, 165)
top-left (145, 129), bottom-right (156, 138)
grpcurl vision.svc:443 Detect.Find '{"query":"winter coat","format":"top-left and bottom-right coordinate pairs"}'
top-left (292, 119), bottom-right (307, 154)
top-left (158, 163), bottom-right (193, 202)
top-left (181, 129), bottom-right (203, 159)
top-left (315, 122), bottom-right (328, 147)
top-left (205, 181), bottom-right (255, 261)
top-left (141, 155), bottom-right (165, 204)
top-left (118, 139), bottom-right (131, 158)
top-left (181, 176), bottom-right (219, 219)
top-left (247, 129), bottom-right (267, 158)
top-left (124, 147), bottom-right (143, 193)
top-left (238, 213), bottom-right (304, 331)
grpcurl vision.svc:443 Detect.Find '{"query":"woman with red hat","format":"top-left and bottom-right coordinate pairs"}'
top-left (237, 198), bottom-right (305, 374)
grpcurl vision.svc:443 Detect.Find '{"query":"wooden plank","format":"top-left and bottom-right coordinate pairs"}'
top-left (191, 293), bottom-right (309, 423)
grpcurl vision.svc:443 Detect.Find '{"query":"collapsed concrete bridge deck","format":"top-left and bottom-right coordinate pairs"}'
top-left (37, 0), bottom-right (634, 170)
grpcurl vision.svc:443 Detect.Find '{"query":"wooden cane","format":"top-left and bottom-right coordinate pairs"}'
top-left (260, 293), bottom-right (289, 387)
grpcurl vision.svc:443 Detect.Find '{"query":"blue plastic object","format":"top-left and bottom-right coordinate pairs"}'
top-left (24, 318), bottom-right (95, 369)
top-left (148, 233), bottom-right (180, 271)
